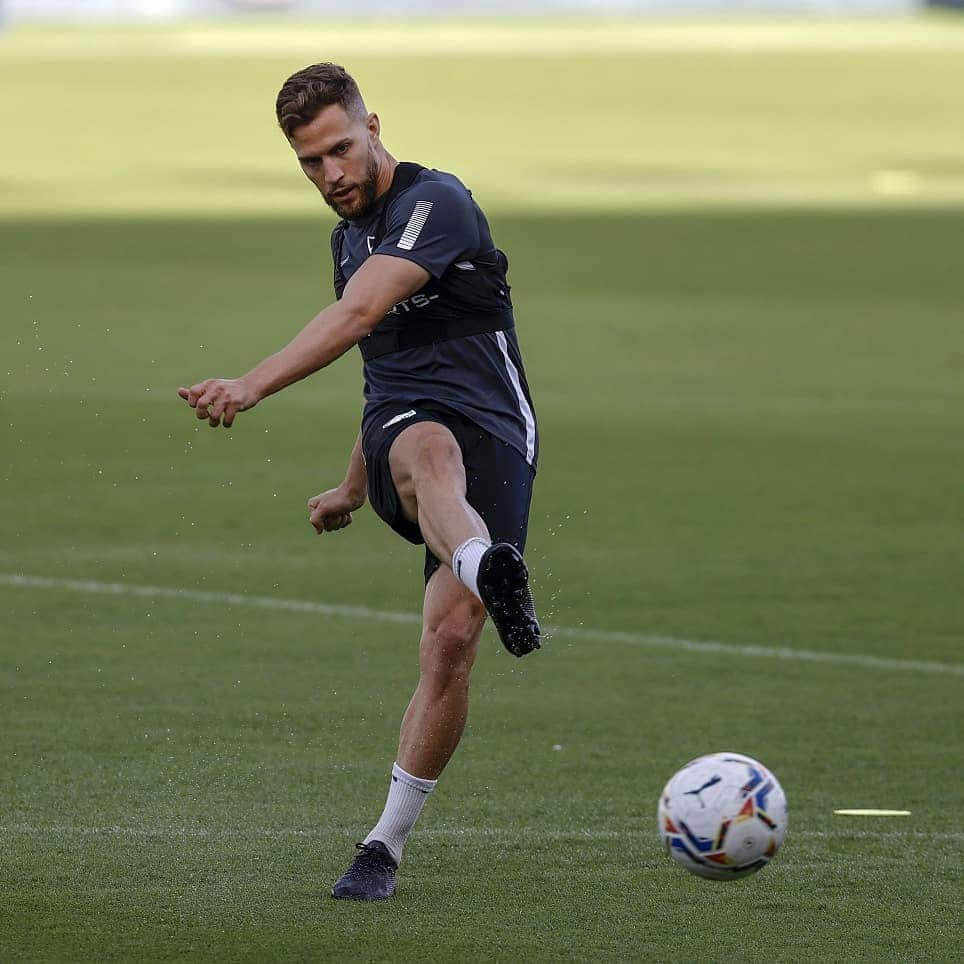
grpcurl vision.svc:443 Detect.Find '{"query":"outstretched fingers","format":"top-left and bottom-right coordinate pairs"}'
top-left (177, 380), bottom-right (240, 429)
top-left (207, 397), bottom-right (229, 428)
top-left (179, 381), bottom-right (207, 407)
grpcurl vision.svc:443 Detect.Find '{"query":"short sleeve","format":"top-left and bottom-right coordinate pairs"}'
top-left (374, 180), bottom-right (481, 279)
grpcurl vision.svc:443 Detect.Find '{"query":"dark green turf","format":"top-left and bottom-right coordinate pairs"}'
top-left (2, 211), bottom-right (963, 960)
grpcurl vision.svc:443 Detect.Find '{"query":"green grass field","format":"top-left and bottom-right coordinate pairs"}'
top-left (2, 18), bottom-right (963, 961)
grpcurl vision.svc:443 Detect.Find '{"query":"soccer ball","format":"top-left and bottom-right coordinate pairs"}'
top-left (657, 751), bottom-right (787, 880)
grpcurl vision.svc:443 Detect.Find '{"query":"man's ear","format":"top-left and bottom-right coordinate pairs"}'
top-left (367, 112), bottom-right (381, 141)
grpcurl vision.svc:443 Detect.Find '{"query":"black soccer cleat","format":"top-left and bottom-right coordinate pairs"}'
top-left (477, 542), bottom-right (542, 657)
top-left (331, 841), bottom-right (398, 901)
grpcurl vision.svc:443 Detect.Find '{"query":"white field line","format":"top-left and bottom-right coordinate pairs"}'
top-left (1, 824), bottom-right (959, 843)
top-left (2, 572), bottom-right (962, 678)
top-left (0, 572), bottom-right (420, 627)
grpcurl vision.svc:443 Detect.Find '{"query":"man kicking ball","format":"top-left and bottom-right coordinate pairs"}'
top-left (177, 63), bottom-right (540, 900)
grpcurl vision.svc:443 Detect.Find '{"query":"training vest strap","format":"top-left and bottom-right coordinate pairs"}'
top-left (359, 310), bottom-right (515, 362)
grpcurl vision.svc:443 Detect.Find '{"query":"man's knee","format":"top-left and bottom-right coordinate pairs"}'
top-left (420, 597), bottom-right (486, 688)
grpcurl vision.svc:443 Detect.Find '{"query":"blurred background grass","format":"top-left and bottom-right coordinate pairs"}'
top-left (3, 18), bottom-right (964, 218)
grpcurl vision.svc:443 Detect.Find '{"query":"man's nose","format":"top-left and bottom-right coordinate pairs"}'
top-left (323, 158), bottom-right (345, 185)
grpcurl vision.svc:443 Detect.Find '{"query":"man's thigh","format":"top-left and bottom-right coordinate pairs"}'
top-left (422, 425), bottom-right (535, 585)
top-left (362, 408), bottom-right (461, 546)
top-left (388, 420), bottom-right (467, 524)
top-left (361, 403), bottom-right (535, 579)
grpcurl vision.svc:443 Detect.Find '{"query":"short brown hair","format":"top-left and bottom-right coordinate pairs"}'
top-left (275, 63), bottom-right (367, 137)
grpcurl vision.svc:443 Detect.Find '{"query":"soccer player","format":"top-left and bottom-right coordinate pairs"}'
top-left (177, 64), bottom-right (540, 900)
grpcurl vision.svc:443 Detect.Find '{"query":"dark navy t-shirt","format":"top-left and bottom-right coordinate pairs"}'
top-left (332, 165), bottom-right (538, 468)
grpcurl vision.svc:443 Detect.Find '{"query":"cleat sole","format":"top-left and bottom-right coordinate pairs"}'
top-left (477, 543), bottom-right (542, 658)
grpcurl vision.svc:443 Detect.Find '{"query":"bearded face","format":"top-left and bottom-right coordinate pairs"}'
top-left (323, 145), bottom-right (380, 221)
top-left (290, 105), bottom-right (386, 222)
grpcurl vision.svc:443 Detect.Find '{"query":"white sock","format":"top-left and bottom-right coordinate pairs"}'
top-left (364, 762), bottom-right (437, 865)
top-left (452, 536), bottom-right (490, 601)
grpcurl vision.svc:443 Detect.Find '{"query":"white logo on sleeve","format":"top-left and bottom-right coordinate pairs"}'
top-left (340, 254), bottom-right (350, 267)
top-left (382, 409), bottom-right (417, 429)
top-left (366, 235), bottom-right (376, 254)
top-left (397, 201), bottom-right (433, 251)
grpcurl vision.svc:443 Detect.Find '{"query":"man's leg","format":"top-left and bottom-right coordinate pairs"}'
top-left (331, 419), bottom-right (538, 900)
top-left (396, 565), bottom-right (486, 779)
top-left (331, 567), bottom-right (484, 901)
top-left (388, 420), bottom-right (488, 563)
top-left (388, 421), bottom-right (540, 657)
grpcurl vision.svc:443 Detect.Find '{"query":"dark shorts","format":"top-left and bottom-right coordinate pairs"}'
top-left (362, 402), bottom-right (536, 584)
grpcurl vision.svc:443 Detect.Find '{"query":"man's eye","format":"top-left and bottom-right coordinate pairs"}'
top-left (336, 144), bottom-right (349, 155)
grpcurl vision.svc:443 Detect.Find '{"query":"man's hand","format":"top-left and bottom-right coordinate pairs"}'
top-left (177, 378), bottom-right (260, 428)
top-left (308, 484), bottom-right (366, 536)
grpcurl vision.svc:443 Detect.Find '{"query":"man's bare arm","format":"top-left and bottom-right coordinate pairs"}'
top-left (177, 255), bottom-right (430, 428)
top-left (341, 430), bottom-right (367, 503)
top-left (308, 430), bottom-right (367, 535)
